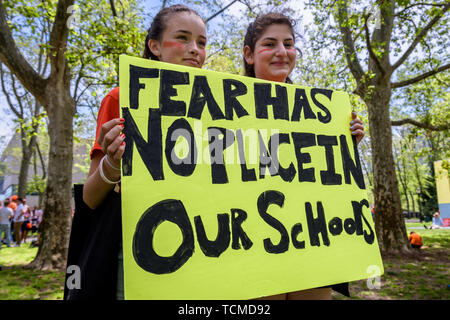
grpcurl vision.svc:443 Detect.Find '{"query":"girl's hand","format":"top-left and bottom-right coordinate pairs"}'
top-left (97, 117), bottom-right (126, 168)
top-left (350, 112), bottom-right (365, 144)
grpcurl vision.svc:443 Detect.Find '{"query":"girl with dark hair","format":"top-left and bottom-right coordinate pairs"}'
top-left (243, 13), bottom-right (364, 300)
top-left (83, 4), bottom-right (207, 209)
top-left (68, 4), bottom-right (207, 300)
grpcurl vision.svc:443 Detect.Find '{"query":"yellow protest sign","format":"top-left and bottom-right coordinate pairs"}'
top-left (119, 54), bottom-right (383, 300)
top-left (434, 160), bottom-right (450, 226)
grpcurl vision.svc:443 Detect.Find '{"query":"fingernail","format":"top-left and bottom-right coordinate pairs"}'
top-left (121, 133), bottom-right (126, 139)
top-left (350, 126), bottom-right (354, 129)
top-left (119, 118), bottom-right (125, 122)
top-left (350, 120), bottom-right (355, 125)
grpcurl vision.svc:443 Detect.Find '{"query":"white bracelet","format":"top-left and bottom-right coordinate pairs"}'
top-left (104, 154), bottom-right (120, 171)
top-left (99, 156), bottom-right (121, 185)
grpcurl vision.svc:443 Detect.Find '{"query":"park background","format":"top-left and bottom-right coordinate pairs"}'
top-left (0, 0), bottom-right (448, 300)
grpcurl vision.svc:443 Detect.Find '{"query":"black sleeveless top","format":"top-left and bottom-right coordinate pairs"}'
top-left (64, 184), bottom-right (122, 300)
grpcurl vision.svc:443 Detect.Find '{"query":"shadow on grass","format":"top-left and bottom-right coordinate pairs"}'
top-left (0, 244), bottom-right (65, 300)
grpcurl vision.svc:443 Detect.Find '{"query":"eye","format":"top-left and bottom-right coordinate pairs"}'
top-left (176, 35), bottom-right (188, 41)
top-left (198, 40), bottom-right (206, 48)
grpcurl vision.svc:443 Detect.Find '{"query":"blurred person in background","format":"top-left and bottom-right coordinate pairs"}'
top-left (0, 199), bottom-right (13, 249)
top-left (12, 197), bottom-right (26, 246)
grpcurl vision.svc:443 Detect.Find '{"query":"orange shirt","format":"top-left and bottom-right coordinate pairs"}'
top-left (9, 202), bottom-right (17, 211)
top-left (90, 87), bottom-right (120, 159)
top-left (408, 233), bottom-right (422, 246)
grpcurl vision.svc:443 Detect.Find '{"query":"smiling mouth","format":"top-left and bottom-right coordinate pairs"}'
top-left (184, 59), bottom-right (199, 66)
top-left (270, 61), bottom-right (288, 66)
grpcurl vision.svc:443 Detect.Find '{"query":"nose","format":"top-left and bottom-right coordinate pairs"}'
top-left (188, 41), bottom-right (200, 55)
top-left (274, 43), bottom-right (288, 57)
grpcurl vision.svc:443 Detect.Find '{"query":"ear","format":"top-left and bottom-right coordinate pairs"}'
top-left (148, 39), bottom-right (161, 58)
top-left (243, 45), bottom-right (254, 65)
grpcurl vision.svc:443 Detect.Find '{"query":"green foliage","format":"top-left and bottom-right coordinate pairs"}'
top-left (26, 175), bottom-right (46, 195)
top-left (67, 0), bottom-right (145, 114)
top-left (420, 175), bottom-right (439, 219)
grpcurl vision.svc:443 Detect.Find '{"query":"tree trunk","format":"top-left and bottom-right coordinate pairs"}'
top-left (366, 87), bottom-right (410, 255)
top-left (28, 81), bottom-right (75, 270)
top-left (17, 135), bottom-right (37, 198)
top-left (409, 191), bottom-right (416, 219)
top-left (1, 0), bottom-right (76, 270)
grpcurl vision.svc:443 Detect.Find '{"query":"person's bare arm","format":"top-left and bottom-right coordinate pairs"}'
top-left (83, 118), bottom-right (125, 209)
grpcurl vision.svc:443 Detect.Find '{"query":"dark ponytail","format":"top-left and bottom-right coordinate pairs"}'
top-left (143, 4), bottom-right (204, 60)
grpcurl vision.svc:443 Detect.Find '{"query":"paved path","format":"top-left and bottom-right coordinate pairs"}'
top-left (406, 226), bottom-right (450, 229)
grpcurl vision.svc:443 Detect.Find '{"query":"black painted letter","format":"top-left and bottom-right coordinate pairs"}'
top-left (223, 79), bottom-right (249, 120)
top-left (305, 201), bottom-right (330, 247)
top-left (291, 132), bottom-right (316, 182)
top-left (194, 214), bottom-right (230, 257)
top-left (122, 107), bottom-right (164, 180)
top-left (160, 69), bottom-right (189, 116)
top-left (317, 135), bottom-right (342, 185)
top-left (257, 190), bottom-right (289, 254)
top-left (132, 199), bottom-right (194, 274)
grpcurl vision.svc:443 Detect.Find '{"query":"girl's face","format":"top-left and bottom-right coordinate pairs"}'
top-left (244, 24), bottom-right (296, 82)
top-left (149, 12), bottom-right (207, 68)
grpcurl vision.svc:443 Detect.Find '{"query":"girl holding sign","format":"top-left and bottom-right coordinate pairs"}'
top-left (83, 5), bottom-right (207, 209)
top-left (242, 12), bottom-right (365, 300)
top-left (72, 4), bottom-right (208, 300)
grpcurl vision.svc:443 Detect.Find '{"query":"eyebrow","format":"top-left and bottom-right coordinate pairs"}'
top-left (174, 29), bottom-right (207, 40)
top-left (261, 37), bottom-right (294, 42)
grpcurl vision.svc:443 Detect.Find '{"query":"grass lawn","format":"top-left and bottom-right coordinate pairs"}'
top-left (332, 223), bottom-right (450, 300)
top-left (0, 223), bottom-right (448, 300)
top-left (0, 242), bottom-right (65, 300)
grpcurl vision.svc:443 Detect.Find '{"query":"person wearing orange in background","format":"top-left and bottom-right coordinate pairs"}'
top-left (6, 197), bottom-right (17, 242)
top-left (0, 199), bottom-right (14, 248)
top-left (8, 195), bottom-right (17, 211)
top-left (408, 232), bottom-right (423, 249)
top-left (242, 13), bottom-right (365, 300)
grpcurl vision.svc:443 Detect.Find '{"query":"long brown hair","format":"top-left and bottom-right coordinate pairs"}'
top-left (143, 5), bottom-right (204, 60)
top-left (243, 13), bottom-right (298, 83)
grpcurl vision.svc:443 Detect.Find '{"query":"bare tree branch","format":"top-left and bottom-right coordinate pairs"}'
top-left (48, 0), bottom-right (75, 86)
top-left (363, 13), bottom-right (386, 76)
top-left (48, 0), bottom-right (74, 49)
top-left (391, 2), bottom-right (450, 71)
top-left (35, 138), bottom-right (46, 180)
top-left (0, 63), bottom-right (21, 118)
top-left (206, 0), bottom-right (239, 22)
top-left (336, 0), bottom-right (365, 84)
top-left (0, 1), bottom-right (46, 100)
top-left (395, 2), bottom-right (447, 17)
top-left (11, 74), bottom-right (25, 116)
top-left (391, 63), bottom-right (450, 88)
top-left (391, 118), bottom-right (450, 131)
top-left (109, 0), bottom-right (118, 17)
